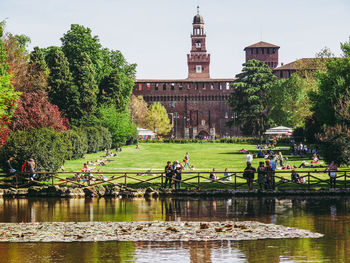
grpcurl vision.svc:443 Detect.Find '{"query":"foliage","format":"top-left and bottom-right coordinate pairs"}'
top-left (9, 91), bottom-right (69, 132)
top-left (83, 126), bottom-right (103, 153)
top-left (99, 69), bottom-right (134, 109)
top-left (318, 125), bottom-right (350, 166)
top-left (63, 129), bottom-right (87, 159)
top-left (269, 75), bottom-right (312, 128)
top-left (129, 95), bottom-right (148, 128)
top-left (228, 59), bottom-right (277, 136)
top-left (45, 46), bottom-right (79, 120)
top-left (0, 128), bottom-right (71, 173)
top-left (144, 102), bottom-right (172, 135)
top-left (309, 39), bottom-right (350, 128)
top-left (69, 52), bottom-right (98, 124)
top-left (0, 21), bottom-right (21, 146)
top-left (28, 46), bottom-right (49, 91)
top-left (97, 104), bottom-right (137, 146)
top-left (61, 24), bottom-right (104, 83)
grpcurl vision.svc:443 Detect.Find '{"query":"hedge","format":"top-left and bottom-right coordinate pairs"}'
top-left (0, 128), bottom-right (71, 174)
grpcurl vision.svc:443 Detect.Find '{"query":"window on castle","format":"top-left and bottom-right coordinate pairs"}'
top-left (155, 84), bottom-right (159, 91)
top-left (250, 49), bottom-right (253, 54)
top-left (171, 83), bottom-right (175, 90)
top-left (273, 48), bottom-right (276, 54)
top-left (138, 83), bottom-right (143, 91)
top-left (163, 84), bottom-right (166, 91)
top-left (219, 84), bottom-right (222, 90)
top-left (262, 48), bottom-right (264, 54)
top-left (280, 71), bottom-right (283, 78)
top-left (267, 48), bottom-right (270, 54)
top-left (256, 48), bottom-right (259, 54)
top-left (146, 83), bottom-right (151, 90)
top-left (210, 84), bottom-right (214, 90)
top-left (226, 82), bottom-right (230, 90)
top-left (179, 84), bottom-right (183, 90)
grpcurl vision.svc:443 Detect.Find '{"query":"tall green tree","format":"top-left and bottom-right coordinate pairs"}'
top-left (99, 69), bottom-right (134, 109)
top-left (310, 38), bottom-right (350, 128)
top-left (61, 24), bottom-right (105, 83)
top-left (144, 102), bottom-right (172, 135)
top-left (0, 21), bottom-right (21, 145)
top-left (45, 46), bottom-right (80, 120)
top-left (228, 59), bottom-right (277, 136)
top-left (70, 52), bottom-right (98, 124)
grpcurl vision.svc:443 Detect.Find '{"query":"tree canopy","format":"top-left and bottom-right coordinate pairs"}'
top-left (228, 59), bottom-right (277, 136)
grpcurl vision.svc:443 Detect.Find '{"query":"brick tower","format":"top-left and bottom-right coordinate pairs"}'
top-left (244, 41), bottom-right (280, 69)
top-left (187, 6), bottom-right (210, 79)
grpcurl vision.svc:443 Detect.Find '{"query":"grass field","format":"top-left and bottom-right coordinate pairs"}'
top-left (58, 143), bottom-right (350, 190)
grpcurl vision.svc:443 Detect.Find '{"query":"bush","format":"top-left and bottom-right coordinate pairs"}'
top-left (319, 132), bottom-right (350, 166)
top-left (97, 126), bottom-right (112, 150)
top-left (83, 126), bottom-right (102, 153)
top-left (63, 129), bottom-right (87, 159)
top-left (0, 128), bottom-right (71, 174)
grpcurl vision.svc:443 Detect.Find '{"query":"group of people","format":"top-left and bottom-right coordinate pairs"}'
top-left (5, 157), bottom-right (36, 180)
top-left (164, 161), bottom-right (183, 189)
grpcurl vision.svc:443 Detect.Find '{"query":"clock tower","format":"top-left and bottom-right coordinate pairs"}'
top-left (187, 7), bottom-right (210, 79)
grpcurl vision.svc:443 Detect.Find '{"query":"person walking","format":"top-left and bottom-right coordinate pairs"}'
top-left (183, 152), bottom-right (191, 169)
top-left (164, 161), bottom-right (173, 188)
top-left (6, 157), bottom-right (16, 175)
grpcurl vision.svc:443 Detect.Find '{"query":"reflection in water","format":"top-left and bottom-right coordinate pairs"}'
top-left (0, 197), bottom-right (350, 262)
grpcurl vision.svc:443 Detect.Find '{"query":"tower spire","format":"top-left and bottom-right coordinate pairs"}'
top-left (197, 5), bottom-right (200, 14)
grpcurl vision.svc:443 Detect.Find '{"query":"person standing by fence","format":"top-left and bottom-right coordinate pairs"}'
top-left (243, 162), bottom-right (256, 191)
top-left (325, 161), bottom-right (338, 188)
top-left (164, 161), bottom-right (173, 188)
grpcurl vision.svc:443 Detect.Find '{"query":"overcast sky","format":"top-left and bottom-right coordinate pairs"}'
top-left (1, 0), bottom-right (350, 79)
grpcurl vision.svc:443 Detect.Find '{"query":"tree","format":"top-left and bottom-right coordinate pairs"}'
top-left (45, 46), bottom-right (80, 120)
top-left (0, 21), bottom-right (21, 146)
top-left (97, 104), bottom-right (137, 146)
top-left (269, 75), bottom-right (312, 128)
top-left (309, 38), bottom-right (350, 128)
top-left (61, 24), bottom-right (105, 83)
top-left (69, 52), bottom-right (98, 124)
top-left (28, 46), bottom-right (49, 91)
top-left (228, 59), bottom-right (277, 136)
top-left (9, 91), bottom-right (69, 132)
top-left (144, 102), bottom-right (172, 135)
top-left (129, 95), bottom-right (148, 127)
top-left (99, 69), bottom-right (134, 109)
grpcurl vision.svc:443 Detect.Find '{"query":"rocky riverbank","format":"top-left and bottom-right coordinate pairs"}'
top-left (0, 221), bottom-right (323, 242)
top-left (1, 185), bottom-right (350, 198)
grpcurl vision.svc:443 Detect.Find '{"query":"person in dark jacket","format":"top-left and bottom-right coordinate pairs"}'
top-left (243, 162), bottom-right (256, 190)
top-left (164, 161), bottom-right (173, 188)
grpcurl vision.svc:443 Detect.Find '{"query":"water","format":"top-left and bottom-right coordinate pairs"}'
top-left (0, 197), bottom-right (349, 262)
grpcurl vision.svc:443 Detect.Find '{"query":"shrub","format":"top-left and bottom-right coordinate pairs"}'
top-left (83, 126), bottom-right (102, 153)
top-left (0, 128), bottom-right (71, 175)
top-left (63, 129), bottom-right (87, 159)
top-left (97, 126), bottom-right (112, 150)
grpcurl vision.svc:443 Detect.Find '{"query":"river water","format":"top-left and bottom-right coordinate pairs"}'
top-left (0, 197), bottom-right (348, 263)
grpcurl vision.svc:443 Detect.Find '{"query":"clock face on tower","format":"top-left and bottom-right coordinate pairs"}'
top-left (196, 41), bottom-right (201, 48)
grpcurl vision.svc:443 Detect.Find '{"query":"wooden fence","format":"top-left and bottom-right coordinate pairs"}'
top-left (0, 170), bottom-right (350, 190)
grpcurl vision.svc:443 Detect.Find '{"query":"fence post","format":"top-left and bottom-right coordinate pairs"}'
top-left (197, 173), bottom-right (200, 190)
top-left (51, 174), bottom-right (54, 186)
top-left (308, 172), bottom-right (310, 189)
top-left (345, 171), bottom-right (347, 188)
top-left (15, 174), bottom-right (18, 189)
top-left (161, 173), bottom-right (163, 188)
top-left (124, 173), bottom-right (127, 187)
top-left (234, 173), bottom-right (237, 190)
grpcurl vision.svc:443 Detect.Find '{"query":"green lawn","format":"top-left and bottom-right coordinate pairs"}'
top-left (58, 143), bottom-right (350, 190)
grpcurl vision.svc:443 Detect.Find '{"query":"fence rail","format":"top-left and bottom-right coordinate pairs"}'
top-left (0, 170), bottom-right (349, 191)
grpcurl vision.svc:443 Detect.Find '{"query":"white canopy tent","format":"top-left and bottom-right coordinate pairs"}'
top-left (264, 126), bottom-right (293, 136)
top-left (137, 128), bottom-right (156, 139)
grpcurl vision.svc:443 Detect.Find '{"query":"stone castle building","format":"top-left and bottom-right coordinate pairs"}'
top-left (133, 10), bottom-right (235, 138)
top-left (133, 9), bottom-right (295, 138)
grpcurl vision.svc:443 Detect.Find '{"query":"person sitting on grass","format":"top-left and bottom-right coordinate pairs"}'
top-left (210, 168), bottom-right (219, 181)
top-left (223, 168), bottom-right (231, 181)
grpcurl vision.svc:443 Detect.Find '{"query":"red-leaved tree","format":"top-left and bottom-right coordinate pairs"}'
top-left (10, 91), bottom-right (70, 132)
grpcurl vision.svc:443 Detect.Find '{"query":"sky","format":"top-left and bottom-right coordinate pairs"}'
top-left (1, 0), bottom-right (350, 79)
